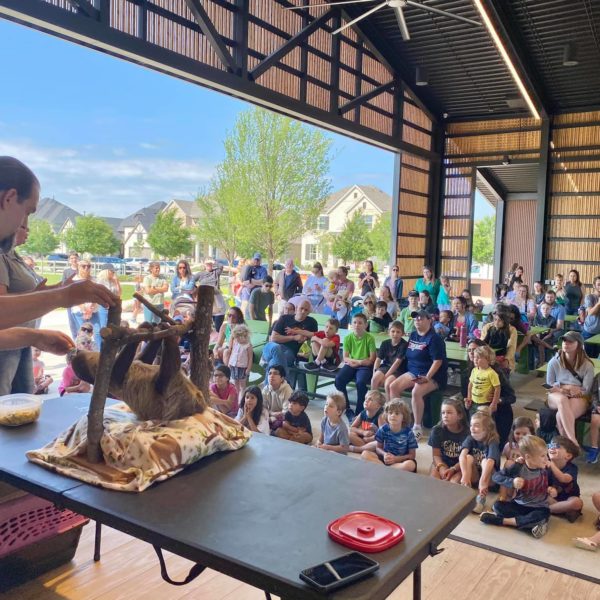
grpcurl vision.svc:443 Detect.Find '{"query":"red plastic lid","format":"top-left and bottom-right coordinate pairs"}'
top-left (327, 511), bottom-right (405, 553)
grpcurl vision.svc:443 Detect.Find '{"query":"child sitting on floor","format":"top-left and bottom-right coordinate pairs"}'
top-left (262, 364), bottom-right (293, 431)
top-left (59, 350), bottom-right (91, 396)
top-left (304, 318), bottom-right (341, 372)
top-left (209, 365), bottom-right (238, 417)
top-left (429, 397), bottom-right (469, 483)
top-left (574, 490), bottom-right (600, 551)
top-left (348, 390), bottom-right (386, 453)
top-left (368, 301), bottom-right (393, 333)
top-left (274, 390), bottom-right (312, 445)
top-left (372, 320), bottom-right (407, 394)
top-left (481, 435), bottom-right (552, 539)
top-left (459, 411), bottom-right (501, 514)
top-left (499, 416), bottom-right (535, 501)
top-left (361, 398), bottom-right (417, 471)
top-left (32, 347), bottom-right (53, 395)
top-left (316, 391), bottom-right (349, 454)
top-left (547, 436), bottom-right (583, 522)
top-left (464, 345), bottom-right (500, 417)
top-left (235, 386), bottom-right (270, 434)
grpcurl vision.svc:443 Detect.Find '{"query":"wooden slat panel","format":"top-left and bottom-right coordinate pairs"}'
top-left (501, 199), bottom-right (536, 288)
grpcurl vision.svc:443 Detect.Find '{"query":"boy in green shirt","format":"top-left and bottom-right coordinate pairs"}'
top-left (335, 313), bottom-right (376, 421)
top-left (398, 290), bottom-right (419, 334)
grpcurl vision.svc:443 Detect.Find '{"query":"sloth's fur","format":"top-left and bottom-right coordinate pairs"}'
top-left (72, 343), bottom-right (206, 422)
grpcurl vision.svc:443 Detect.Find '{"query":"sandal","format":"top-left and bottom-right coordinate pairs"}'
top-left (573, 537), bottom-right (598, 552)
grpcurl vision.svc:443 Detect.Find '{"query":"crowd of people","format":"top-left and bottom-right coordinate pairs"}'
top-left (1, 155), bottom-right (599, 552)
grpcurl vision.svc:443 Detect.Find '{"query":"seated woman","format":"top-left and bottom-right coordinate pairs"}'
top-left (546, 331), bottom-right (595, 447)
top-left (448, 296), bottom-right (478, 342)
top-left (388, 310), bottom-right (447, 441)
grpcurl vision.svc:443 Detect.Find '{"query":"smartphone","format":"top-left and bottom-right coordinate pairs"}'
top-left (299, 552), bottom-right (379, 593)
top-left (541, 383), bottom-right (553, 390)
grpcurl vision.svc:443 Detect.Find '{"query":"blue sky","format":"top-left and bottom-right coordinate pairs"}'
top-left (0, 18), bottom-right (493, 220)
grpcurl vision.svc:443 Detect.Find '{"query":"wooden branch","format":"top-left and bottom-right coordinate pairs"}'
top-left (190, 285), bottom-right (214, 398)
top-left (99, 322), bottom-right (193, 346)
top-left (87, 300), bottom-right (122, 463)
top-left (133, 292), bottom-right (177, 325)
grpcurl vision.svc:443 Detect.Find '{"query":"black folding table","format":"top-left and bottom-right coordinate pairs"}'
top-left (0, 395), bottom-right (474, 599)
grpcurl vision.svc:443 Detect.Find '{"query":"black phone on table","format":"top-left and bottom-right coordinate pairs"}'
top-left (299, 551), bottom-right (379, 593)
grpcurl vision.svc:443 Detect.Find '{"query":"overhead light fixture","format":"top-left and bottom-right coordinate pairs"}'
top-left (415, 66), bottom-right (428, 86)
top-left (473, 0), bottom-right (540, 120)
top-left (562, 42), bottom-right (579, 67)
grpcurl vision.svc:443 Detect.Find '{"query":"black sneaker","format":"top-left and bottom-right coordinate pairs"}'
top-left (304, 362), bottom-right (320, 371)
top-left (531, 520), bottom-right (549, 539)
top-left (322, 362), bottom-right (339, 372)
top-left (479, 512), bottom-right (503, 526)
top-left (565, 510), bottom-right (582, 523)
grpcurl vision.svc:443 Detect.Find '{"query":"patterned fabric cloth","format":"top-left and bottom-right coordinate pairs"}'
top-left (27, 403), bottom-right (251, 492)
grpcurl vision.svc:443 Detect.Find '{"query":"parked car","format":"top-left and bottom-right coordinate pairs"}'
top-left (46, 253), bottom-right (69, 261)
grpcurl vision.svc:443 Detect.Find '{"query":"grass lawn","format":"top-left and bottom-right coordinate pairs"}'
top-left (38, 273), bottom-right (137, 303)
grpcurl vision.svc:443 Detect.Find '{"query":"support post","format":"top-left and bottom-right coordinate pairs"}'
top-left (190, 285), bottom-right (214, 399)
top-left (533, 117), bottom-right (551, 282)
top-left (86, 301), bottom-right (122, 463)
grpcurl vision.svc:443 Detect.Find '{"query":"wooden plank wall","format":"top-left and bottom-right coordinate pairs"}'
top-left (501, 198), bottom-right (537, 288)
top-left (546, 111), bottom-right (600, 289)
top-left (442, 119), bottom-right (541, 293)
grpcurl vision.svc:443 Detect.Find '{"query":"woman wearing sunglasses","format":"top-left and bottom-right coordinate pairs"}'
top-left (69, 259), bottom-right (102, 348)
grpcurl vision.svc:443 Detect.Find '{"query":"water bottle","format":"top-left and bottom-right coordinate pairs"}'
top-left (459, 323), bottom-right (467, 348)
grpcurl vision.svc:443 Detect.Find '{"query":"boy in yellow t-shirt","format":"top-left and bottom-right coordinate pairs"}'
top-left (465, 346), bottom-right (500, 417)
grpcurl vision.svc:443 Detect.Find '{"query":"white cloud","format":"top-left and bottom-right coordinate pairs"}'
top-left (139, 142), bottom-right (159, 150)
top-left (0, 139), bottom-right (216, 218)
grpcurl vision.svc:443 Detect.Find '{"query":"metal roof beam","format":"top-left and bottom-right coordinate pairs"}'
top-left (66, 0), bottom-right (99, 20)
top-left (486, 0), bottom-right (551, 119)
top-left (250, 9), bottom-right (334, 81)
top-left (339, 79), bottom-right (395, 115)
top-left (184, 0), bottom-right (236, 73)
top-left (477, 169), bottom-right (506, 202)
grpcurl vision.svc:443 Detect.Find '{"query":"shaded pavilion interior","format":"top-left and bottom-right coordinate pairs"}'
top-left (1, 0), bottom-right (600, 290)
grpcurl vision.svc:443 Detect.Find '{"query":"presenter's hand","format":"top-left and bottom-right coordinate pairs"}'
top-left (61, 279), bottom-right (118, 309)
top-left (33, 330), bottom-right (75, 355)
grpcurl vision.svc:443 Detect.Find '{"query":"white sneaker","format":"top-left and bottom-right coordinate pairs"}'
top-left (412, 425), bottom-right (423, 442)
top-left (472, 494), bottom-right (486, 514)
top-left (531, 520), bottom-right (549, 539)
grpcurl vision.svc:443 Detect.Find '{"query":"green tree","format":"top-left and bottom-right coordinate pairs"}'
top-left (63, 215), bottom-right (120, 256)
top-left (195, 178), bottom-right (252, 266)
top-left (472, 215), bottom-right (496, 265)
top-left (332, 210), bottom-right (373, 264)
top-left (21, 218), bottom-right (58, 257)
top-left (147, 210), bottom-right (192, 259)
top-left (369, 212), bottom-right (392, 263)
top-left (204, 107), bottom-right (332, 269)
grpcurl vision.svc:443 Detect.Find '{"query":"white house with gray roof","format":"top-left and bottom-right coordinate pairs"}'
top-left (299, 184), bottom-right (391, 268)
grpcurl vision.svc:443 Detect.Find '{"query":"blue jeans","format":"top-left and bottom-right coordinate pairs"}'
top-left (335, 365), bottom-right (372, 413)
top-left (143, 303), bottom-right (164, 325)
top-left (261, 342), bottom-right (305, 389)
top-left (0, 347), bottom-right (34, 395)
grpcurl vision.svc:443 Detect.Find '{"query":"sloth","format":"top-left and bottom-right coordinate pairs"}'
top-left (71, 324), bottom-right (206, 422)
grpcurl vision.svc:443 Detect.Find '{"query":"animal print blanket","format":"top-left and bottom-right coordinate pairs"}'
top-left (27, 403), bottom-right (251, 492)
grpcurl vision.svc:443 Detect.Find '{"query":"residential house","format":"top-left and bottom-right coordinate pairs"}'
top-left (121, 201), bottom-right (167, 258)
top-left (299, 185), bottom-right (392, 268)
top-left (161, 199), bottom-right (203, 262)
top-left (35, 197), bottom-right (82, 253)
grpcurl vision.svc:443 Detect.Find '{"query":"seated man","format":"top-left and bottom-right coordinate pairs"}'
top-left (261, 299), bottom-right (317, 387)
top-left (249, 276), bottom-right (275, 323)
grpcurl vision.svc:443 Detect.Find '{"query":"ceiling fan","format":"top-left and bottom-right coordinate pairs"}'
top-left (286, 0), bottom-right (482, 40)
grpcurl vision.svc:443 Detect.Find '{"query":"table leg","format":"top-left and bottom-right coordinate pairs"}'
top-left (413, 564), bottom-right (421, 600)
top-left (94, 521), bottom-right (102, 562)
